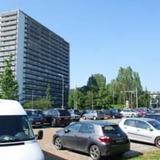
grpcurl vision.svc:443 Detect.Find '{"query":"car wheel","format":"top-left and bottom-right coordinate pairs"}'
top-left (89, 145), bottom-right (101, 160)
top-left (54, 137), bottom-right (63, 150)
top-left (155, 137), bottom-right (160, 148)
top-left (82, 116), bottom-right (86, 120)
top-left (93, 116), bottom-right (97, 120)
top-left (51, 118), bottom-right (57, 127)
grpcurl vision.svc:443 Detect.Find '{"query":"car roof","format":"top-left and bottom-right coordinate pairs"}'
top-left (0, 99), bottom-right (26, 115)
top-left (123, 117), bottom-right (157, 122)
top-left (78, 120), bottom-right (117, 126)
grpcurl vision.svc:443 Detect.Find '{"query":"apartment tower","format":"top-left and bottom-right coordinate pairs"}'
top-left (0, 10), bottom-right (70, 107)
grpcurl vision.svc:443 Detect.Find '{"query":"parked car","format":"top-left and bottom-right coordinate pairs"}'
top-left (135, 108), bottom-right (147, 117)
top-left (53, 121), bottom-right (130, 160)
top-left (43, 108), bottom-right (71, 127)
top-left (68, 109), bottom-right (81, 121)
top-left (26, 109), bottom-right (45, 127)
top-left (82, 110), bottom-right (105, 120)
top-left (120, 109), bottom-right (139, 117)
top-left (103, 109), bottom-right (112, 119)
top-left (109, 109), bottom-right (123, 119)
top-left (145, 113), bottom-right (160, 122)
top-left (0, 100), bottom-right (44, 160)
top-left (119, 118), bottom-right (160, 148)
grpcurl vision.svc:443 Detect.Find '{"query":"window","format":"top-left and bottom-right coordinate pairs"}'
top-left (124, 119), bottom-right (136, 127)
top-left (0, 115), bottom-right (34, 143)
top-left (103, 125), bottom-right (124, 136)
top-left (67, 123), bottom-right (81, 133)
top-left (79, 123), bottom-right (94, 133)
top-left (148, 120), bottom-right (160, 130)
top-left (136, 121), bottom-right (150, 130)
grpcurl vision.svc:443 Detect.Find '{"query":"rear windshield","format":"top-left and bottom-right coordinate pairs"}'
top-left (97, 110), bottom-right (103, 114)
top-left (103, 125), bottom-right (125, 136)
top-left (58, 110), bottom-right (70, 116)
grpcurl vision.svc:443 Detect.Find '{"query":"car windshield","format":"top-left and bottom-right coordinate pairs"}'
top-left (58, 110), bottom-right (70, 116)
top-left (103, 125), bottom-right (125, 136)
top-left (26, 110), bottom-right (40, 116)
top-left (148, 120), bottom-right (160, 130)
top-left (0, 115), bottom-right (35, 143)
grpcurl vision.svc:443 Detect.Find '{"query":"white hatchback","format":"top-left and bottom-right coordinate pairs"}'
top-left (119, 118), bottom-right (160, 148)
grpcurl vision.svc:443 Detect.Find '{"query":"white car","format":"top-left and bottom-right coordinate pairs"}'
top-left (120, 109), bottom-right (138, 117)
top-left (119, 118), bottom-right (160, 148)
top-left (0, 99), bottom-right (44, 160)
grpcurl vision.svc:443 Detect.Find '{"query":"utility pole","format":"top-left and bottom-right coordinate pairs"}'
top-left (91, 92), bottom-right (94, 110)
top-left (136, 88), bottom-right (138, 108)
top-left (122, 89), bottom-right (138, 108)
top-left (32, 90), bottom-right (34, 109)
top-left (58, 74), bottom-right (64, 109)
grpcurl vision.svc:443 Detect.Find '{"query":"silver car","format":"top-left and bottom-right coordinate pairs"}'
top-left (119, 118), bottom-right (160, 148)
top-left (82, 110), bottom-right (105, 120)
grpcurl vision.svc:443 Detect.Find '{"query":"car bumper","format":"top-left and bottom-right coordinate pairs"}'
top-left (100, 142), bottom-right (130, 156)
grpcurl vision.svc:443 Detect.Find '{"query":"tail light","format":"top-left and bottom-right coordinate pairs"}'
top-left (98, 136), bottom-right (112, 144)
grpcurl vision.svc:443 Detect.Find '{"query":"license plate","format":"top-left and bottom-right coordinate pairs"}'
top-left (116, 139), bottom-right (123, 143)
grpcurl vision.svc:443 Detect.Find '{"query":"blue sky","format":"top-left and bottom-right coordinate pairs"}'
top-left (0, 0), bottom-right (160, 91)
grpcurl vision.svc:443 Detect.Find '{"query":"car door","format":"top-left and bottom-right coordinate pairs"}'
top-left (62, 123), bottom-right (82, 149)
top-left (134, 120), bottom-right (154, 143)
top-left (122, 119), bottom-right (137, 140)
top-left (76, 123), bottom-right (95, 152)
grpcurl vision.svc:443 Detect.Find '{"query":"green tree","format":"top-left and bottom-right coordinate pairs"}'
top-left (0, 56), bottom-right (18, 100)
top-left (45, 84), bottom-right (53, 107)
top-left (115, 66), bottom-right (143, 106)
top-left (23, 98), bottom-right (52, 109)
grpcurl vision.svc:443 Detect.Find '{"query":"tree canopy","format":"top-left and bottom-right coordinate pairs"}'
top-left (68, 66), bottom-right (150, 109)
top-left (0, 56), bottom-right (18, 100)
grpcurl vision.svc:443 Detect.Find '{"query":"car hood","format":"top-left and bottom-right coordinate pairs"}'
top-left (0, 140), bottom-right (44, 160)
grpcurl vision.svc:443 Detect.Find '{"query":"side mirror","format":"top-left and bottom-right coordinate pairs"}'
top-left (36, 130), bottom-right (43, 140)
top-left (149, 128), bottom-right (153, 132)
top-left (64, 128), bottom-right (70, 133)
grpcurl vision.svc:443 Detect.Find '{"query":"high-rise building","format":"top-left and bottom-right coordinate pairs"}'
top-left (0, 10), bottom-right (70, 107)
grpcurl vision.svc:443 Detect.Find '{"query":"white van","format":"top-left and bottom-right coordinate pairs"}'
top-left (0, 99), bottom-right (45, 160)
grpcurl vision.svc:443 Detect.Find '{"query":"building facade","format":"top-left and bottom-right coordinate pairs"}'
top-left (0, 10), bottom-right (70, 107)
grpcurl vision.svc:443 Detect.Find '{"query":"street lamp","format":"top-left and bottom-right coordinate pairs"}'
top-left (58, 74), bottom-right (64, 109)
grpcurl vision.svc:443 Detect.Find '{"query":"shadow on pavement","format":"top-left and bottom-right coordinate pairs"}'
top-left (43, 149), bottom-right (142, 160)
top-left (43, 150), bottom-right (66, 160)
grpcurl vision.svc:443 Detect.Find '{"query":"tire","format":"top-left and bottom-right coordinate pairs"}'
top-left (82, 116), bottom-right (86, 120)
top-left (89, 145), bottom-right (101, 160)
top-left (51, 118), bottom-right (57, 127)
top-left (155, 137), bottom-right (160, 148)
top-left (93, 116), bottom-right (97, 120)
top-left (54, 137), bottom-right (63, 150)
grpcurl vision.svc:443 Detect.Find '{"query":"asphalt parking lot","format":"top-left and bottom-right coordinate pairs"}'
top-left (34, 119), bottom-right (159, 160)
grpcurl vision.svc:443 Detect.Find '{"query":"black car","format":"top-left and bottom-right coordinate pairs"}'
top-left (109, 109), bottom-right (123, 119)
top-left (53, 121), bottom-right (130, 160)
top-left (26, 109), bottom-right (45, 127)
top-left (43, 108), bottom-right (71, 127)
top-left (145, 113), bottom-right (160, 122)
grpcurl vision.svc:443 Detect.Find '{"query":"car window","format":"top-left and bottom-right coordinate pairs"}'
top-left (79, 123), bottom-right (95, 133)
top-left (103, 125), bottom-right (124, 135)
top-left (51, 110), bottom-right (58, 116)
top-left (124, 119), bottom-right (136, 127)
top-left (136, 121), bottom-right (150, 130)
top-left (148, 120), bottom-right (160, 130)
top-left (67, 123), bottom-right (82, 133)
